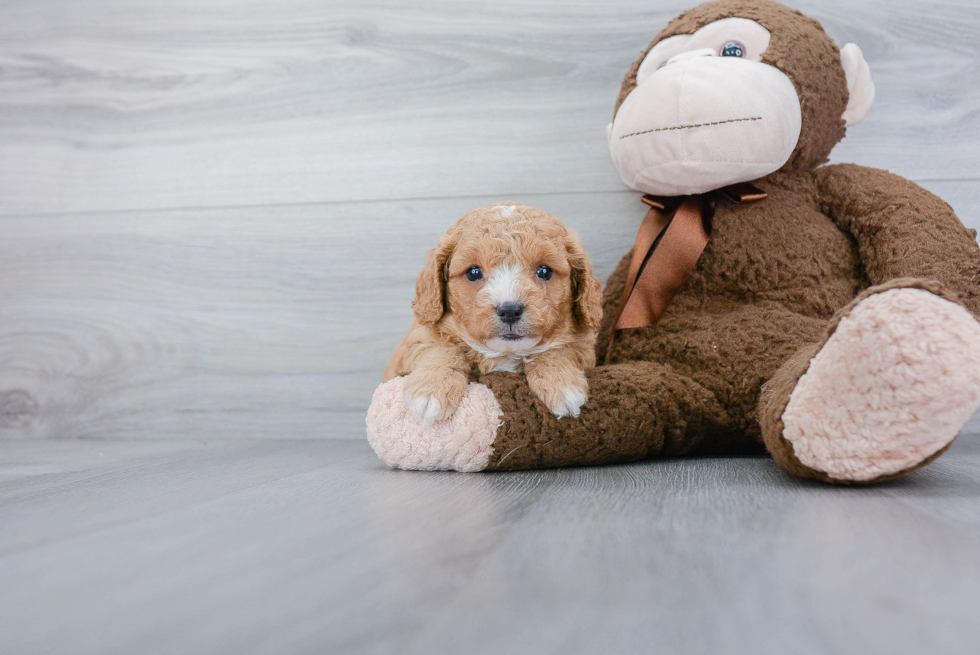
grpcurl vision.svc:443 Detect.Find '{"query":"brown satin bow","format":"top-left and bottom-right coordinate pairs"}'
top-left (611, 182), bottom-right (768, 335)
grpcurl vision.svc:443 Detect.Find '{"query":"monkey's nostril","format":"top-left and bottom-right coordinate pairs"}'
top-left (496, 302), bottom-right (524, 324)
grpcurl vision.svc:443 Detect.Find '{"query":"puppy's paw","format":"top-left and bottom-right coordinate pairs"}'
top-left (405, 394), bottom-right (445, 423)
top-left (551, 387), bottom-right (588, 418)
top-left (402, 370), bottom-right (468, 423)
top-left (528, 369), bottom-right (589, 419)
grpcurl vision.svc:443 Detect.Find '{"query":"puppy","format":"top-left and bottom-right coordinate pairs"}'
top-left (384, 202), bottom-right (603, 422)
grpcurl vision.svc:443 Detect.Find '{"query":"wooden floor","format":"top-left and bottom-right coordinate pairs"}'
top-left (1, 0), bottom-right (980, 652)
top-left (2, 426), bottom-right (980, 654)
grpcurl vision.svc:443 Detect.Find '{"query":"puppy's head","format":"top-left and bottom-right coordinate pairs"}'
top-left (413, 203), bottom-right (603, 356)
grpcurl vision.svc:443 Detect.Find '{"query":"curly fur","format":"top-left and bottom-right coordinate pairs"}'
top-left (385, 203), bottom-right (603, 422)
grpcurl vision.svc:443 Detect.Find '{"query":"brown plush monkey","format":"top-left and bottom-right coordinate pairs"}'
top-left (367, 0), bottom-right (980, 483)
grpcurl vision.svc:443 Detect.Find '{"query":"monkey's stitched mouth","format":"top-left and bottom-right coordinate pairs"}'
top-left (620, 116), bottom-right (762, 140)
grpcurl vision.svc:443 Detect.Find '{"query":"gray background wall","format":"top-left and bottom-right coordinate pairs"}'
top-left (1, 0), bottom-right (977, 440)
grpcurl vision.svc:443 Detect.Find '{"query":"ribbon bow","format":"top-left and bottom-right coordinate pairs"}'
top-left (611, 182), bottom-right (768, 335)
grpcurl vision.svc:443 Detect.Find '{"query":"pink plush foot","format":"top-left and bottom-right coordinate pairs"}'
top-left (782, 289), bottom-right (980, 482)
top-left (366, 377), bottom-right (502, 472)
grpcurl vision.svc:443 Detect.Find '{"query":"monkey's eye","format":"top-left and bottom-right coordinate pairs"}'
top-left (536, 265), bottom-right (554, 281)
top-left (720, 41), bottom-right (745, 58)
top-left (465, 266), bottom-right (483, 282)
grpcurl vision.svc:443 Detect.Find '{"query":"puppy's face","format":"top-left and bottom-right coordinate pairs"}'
top-left (414, 204), bottom-right (603, 356)
top-left (447, 208), bottom-right (571, 355)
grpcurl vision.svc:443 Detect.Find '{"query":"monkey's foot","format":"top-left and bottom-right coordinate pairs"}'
top-left (782, 288), bottom-right (980, 482)
top-left (366, 377), bottom-right (501, 472)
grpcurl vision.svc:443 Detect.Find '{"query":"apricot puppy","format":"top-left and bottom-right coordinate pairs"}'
top-left (384, 203), bottom-right (603, 422)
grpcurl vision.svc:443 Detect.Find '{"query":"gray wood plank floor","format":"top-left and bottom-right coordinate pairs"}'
top-left (2, 0), bottom-right (980, 652)
top-left (2, 424), bottom-right (980, 654)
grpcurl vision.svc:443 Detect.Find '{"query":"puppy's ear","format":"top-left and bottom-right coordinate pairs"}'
top-left (566, 234), bottom-right (604, 333)
top-left (413, 232), bottom-right (455, 326)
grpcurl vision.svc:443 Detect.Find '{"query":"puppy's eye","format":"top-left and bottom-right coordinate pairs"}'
top-left (536, 265), bottom-right (553, 281)
top-left (465, 266), bottom-right (483, 282)
top-left (720, 41), bottom-right (745, 58)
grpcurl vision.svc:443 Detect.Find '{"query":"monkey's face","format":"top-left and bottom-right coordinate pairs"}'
top-left (608, 17), bottom-right (802, 196)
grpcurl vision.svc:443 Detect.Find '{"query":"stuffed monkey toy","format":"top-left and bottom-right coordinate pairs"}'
top-left (367, 0), bottom-right (980, 484)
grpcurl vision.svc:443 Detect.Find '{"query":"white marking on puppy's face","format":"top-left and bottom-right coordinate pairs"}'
top-left (466, 334), bottom-right (543, 358)
top-left (493, 204), bottom-right (517, 218)
top-left (484, 336), bottom-right (541, 356)
top-left (481, 262), bottom-right (523, 307)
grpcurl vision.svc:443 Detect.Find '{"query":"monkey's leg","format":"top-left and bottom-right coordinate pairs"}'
top-left (366, 361), bottom-right (735, 472)
top-left (758, 280), bottom-right (980, 484)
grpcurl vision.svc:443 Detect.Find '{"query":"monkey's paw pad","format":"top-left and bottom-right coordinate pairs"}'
top-left (783, 288), bottom-right (980, 481)
top-left (366, 378), bottom-right (503, 472)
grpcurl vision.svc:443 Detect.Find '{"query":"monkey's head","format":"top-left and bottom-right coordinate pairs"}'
top-left (608, 0), bottom-right (874, 196)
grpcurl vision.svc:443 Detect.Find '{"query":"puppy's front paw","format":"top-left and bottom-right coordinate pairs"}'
top-left (528, 369), bottom-right (588, 419)
top-left (402, 370), bottom-right (468, 423)
top-left (551, 386), bottom-right (588, 419)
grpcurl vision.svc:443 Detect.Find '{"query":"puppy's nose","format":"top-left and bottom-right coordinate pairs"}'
top-left (496, 302), bottom-right (525, 324)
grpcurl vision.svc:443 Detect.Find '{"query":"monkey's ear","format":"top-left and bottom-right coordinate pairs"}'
top-left (413, 233), bottom-right (455, 327)
top-left (840, 43), bottom-right (875, 127)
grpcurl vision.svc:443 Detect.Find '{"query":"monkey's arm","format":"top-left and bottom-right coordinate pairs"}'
top-left (366, 359), bottom-right (743, 473)
top-left (815, 163), bottom-right (980, 315)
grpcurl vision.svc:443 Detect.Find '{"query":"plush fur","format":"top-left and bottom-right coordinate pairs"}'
top-left (781, 288), bottom-right (980, 482)
top-left (367, 0), bottom-right (980, 483)
top-left (609, 16), bottom-right (805, 195)
top-left (367, 379), bottom-right (501, 472)
top-left (614, 0), bottom-right (849, 173)
top-left (384, 203), bottom-right (603, 421)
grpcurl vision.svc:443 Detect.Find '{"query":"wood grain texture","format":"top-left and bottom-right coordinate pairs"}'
top-left (0, 0), bottom-right (978, 216)
top-left (0, 191), bottom-right (647, 439)
top-left (1, 183), bottom-right (977, 441)
top-left (0, 0), bottom-right (978, 440)
top-left (1, 436), bottom-right (979, 654)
